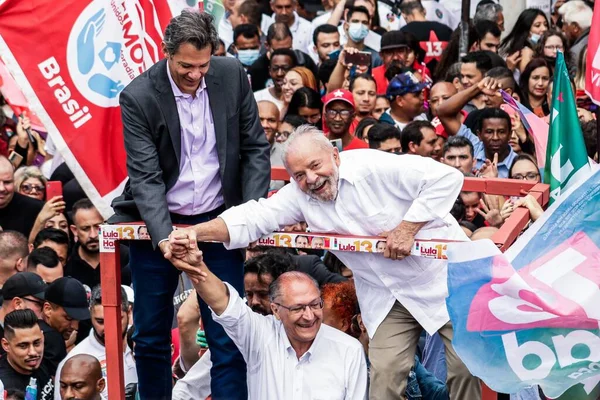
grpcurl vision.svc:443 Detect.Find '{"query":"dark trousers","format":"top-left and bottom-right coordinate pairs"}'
top-left (130, 209), bottom-right (247, 400)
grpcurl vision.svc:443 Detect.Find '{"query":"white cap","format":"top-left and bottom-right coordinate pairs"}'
top-left (122, 285), bottom-right (134, 304)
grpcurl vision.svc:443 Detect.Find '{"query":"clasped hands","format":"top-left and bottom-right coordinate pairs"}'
top-left (159, 229), bottom-right (208, 283)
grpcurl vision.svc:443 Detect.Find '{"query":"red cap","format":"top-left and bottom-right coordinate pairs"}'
top-left (323, 89), bottom-right (355, 110)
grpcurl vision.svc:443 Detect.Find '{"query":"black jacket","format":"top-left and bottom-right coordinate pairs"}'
top-left (109, 57), bottom-right (271, 247)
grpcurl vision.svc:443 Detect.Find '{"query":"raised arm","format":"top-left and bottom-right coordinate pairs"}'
top-left (167, 249), bottom-right (230, 315)
top-left (437, 77), bottom-right (501, 136)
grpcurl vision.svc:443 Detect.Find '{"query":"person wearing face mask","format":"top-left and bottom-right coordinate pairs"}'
top-left (499, 8), bottom-right (548, 74)
top-left (232, 25), bottom-right (263, 68)
top-left (342, 6), bottom-right (382, 68)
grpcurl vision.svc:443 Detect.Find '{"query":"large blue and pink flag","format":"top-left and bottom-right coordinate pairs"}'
top-left (446, 165), bottom-right (600, 399)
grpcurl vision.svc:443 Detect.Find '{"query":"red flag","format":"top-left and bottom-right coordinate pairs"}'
top-left (586, 0), bottom-right (600, 106)
top-left (0, 0), bottom-right (173, 217)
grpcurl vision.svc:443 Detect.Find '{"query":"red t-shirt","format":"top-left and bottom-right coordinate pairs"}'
top-left (373, 66), bottom-right (387, 95)
top-left (344, 136), bottom-right (369, 150)
top-left (373, 62), bottom-right (432, 96)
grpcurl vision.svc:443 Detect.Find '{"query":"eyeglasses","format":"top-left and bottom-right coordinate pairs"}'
top-left (544, 45), bottom-right (564, 51)
top-left (21, 184), bottom-right (45, 193)
top-left (325, 109), bottom-right (353, 119)
top-left (274, 298), bottom-right (324, 315)
top-left (23, 297), bottom-right (44, 307)
top-left (512, 172), bottom-right (540, 181)
top-left (276, 131), bottom-right (290, 139)
top-left (270, 65), bottom-right (292, 73)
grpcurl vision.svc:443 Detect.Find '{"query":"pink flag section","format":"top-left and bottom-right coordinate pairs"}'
top-left (0, 59), bottom-right (46, 131)
top-left (586, 0), bottom-right (600, 106)
top-left (501, 91), bottom-right (548, 168)
top-left (466, 232), bottom-right (600, 333)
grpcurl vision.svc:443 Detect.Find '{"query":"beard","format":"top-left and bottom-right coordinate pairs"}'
top-left (306, 164), bottom-right (340, 202)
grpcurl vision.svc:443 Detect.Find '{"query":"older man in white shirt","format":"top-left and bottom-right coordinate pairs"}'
top-left (167, 250), bottom-right (367, 400)
top-left (166, 125), bottom-right (480, 400)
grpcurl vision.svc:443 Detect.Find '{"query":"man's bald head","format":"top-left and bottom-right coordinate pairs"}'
top-left (60, 354), bottom-right (105, 400)
top-left (429, 82), bottom-right (457, 117)
top-left (258, 101), bottom-right (280, 144)
top-left (0, 156), bottom-right (15, 210)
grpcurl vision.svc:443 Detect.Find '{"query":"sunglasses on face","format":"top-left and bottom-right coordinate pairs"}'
top-left (21, 184), bottom-right (45, 193)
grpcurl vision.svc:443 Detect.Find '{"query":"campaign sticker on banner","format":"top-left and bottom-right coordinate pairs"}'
top-left (99, 224), bottom-right (455, 259)
top-left (249, 232), bottom-right (451, 259)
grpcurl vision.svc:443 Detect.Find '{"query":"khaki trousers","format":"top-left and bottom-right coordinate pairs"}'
top-left (369, 301), bottom-right (481, 400)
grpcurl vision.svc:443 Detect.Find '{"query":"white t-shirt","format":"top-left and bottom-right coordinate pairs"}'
top-left (386, 110), bottom-right (428, 131)
top-left (397, 0), bottom-right (459, 29)
top-left (254, 89), bottom-right (285, 113)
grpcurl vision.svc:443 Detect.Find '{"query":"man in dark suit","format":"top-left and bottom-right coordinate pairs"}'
top-left (109, 10), bottom-right (270, 400)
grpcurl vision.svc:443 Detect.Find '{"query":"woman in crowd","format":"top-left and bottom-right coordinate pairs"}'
top-left (282, 67), bottom-right (318, 105)
top-left (500, 8), bottom-right (549, 74)
top-left (355, 117), bottom-right (378, 143)
top-left (276, 114), bottom-right (306, 143)
top-left (286, 88), bottom-right (323, 129)
top-left (350, 74), bottom-right (377, 125)
top-left (519, 58), bottom-right (552, 118)
top-left (574, 45), bottom-right (592, 109)
top-left (44, 212), bottom-right (70, 237)
top-left (501, 154), bottom-right (544, 222)
top-left (14, 166), bottom-right (47, 201)
top-left (534, 29), bottom-right (571, 75)
top-left (372, 96), bottom-right (390, 121)
top-left (509, 154), bottom-right (541, 183)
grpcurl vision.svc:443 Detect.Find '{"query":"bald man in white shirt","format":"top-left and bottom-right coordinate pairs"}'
top-left (165, 125), bottom-right (480, 400)
top-left (168, 252), bottom-right (367, 400)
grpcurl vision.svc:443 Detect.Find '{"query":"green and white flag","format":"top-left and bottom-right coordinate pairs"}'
top-left (544, 51), bottom-right (591, 204)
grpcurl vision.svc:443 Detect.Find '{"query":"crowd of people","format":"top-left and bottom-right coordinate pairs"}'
top-left (0, 0), bottom-right (597, 398)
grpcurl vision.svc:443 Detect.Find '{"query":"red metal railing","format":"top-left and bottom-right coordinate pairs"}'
top-left (99, 166), bottom-right (550, 400)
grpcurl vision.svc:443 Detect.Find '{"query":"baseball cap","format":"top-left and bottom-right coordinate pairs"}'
top-left (2, 272), bottom-right (47, 301)
top-left (122, 285), bottom-right (134, 304)
top-left (323, 89), bottom-right (355, 109)
top-left (380, 31), bottom-right (409, 52)
top-left (386, 71), bottom-right (429, 99)
top-left (45, 277), bottom-right (90, 320)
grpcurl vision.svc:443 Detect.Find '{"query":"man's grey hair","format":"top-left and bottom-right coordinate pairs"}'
top-left (474, 3), bottom-right (503, 25)
top-left (281, 125), bottom-right (334, 171)
top-left (269, 271), bottom-right (320, 302)
top-left (559, 0), bottom-right (592, 30)
top-left (163, 10), bottom-right (220, 55)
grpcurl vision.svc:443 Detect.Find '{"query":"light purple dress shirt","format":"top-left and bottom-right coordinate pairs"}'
top-left (166, 67), bottom-right (224, 215)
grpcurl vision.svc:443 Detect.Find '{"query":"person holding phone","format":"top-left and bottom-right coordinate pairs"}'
top-left (342, 6), bottom-right (381, 67)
